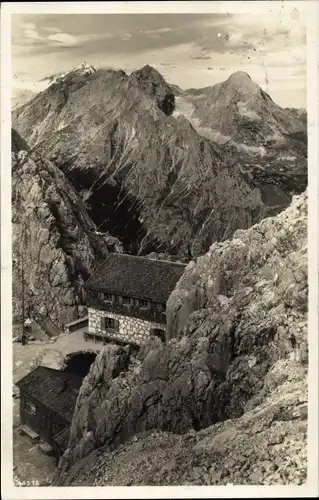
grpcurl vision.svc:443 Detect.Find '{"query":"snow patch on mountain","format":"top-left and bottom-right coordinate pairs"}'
top-left (12, 62), bottom-right (97, 109)
top-left (53, 62), bottom-right (96, 84)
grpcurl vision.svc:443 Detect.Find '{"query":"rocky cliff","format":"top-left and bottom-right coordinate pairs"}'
top-left (57, 190), bottom-right (307, 485)
top-left (12, 65), bottom-right (302, 258)
top-left (12, 129), bottom-right (122, 329)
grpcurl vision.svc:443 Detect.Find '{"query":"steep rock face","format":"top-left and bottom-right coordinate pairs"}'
top-left (58, 191), bottom-right (307, 484)
top-left (12, 67), bottom-right (271, 257)
top-left (12, 130), bottom-right (122, 328)
top-left (128, 64), bottom-right (175, 116)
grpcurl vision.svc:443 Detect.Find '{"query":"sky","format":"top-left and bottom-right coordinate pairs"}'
top-left (11, 9), bottom-right (307, 108)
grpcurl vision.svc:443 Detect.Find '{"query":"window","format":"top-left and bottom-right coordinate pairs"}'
top-left (24, 397), bottom-right (37, 415)
top-left (104, 293), bottom-right (113, 303)
top-left (122, 296), bottom-right (131, 306)
top-left (103, 316), bottom-right (119, 330)
top-left (156, 303), bottom-right (166, 313)
top-left (139, 299), bottom-right (149, 309)
top-left (98, 292), bottom-right (113, 303)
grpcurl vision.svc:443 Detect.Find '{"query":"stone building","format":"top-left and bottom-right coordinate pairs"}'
top-left (84, 253), bottom-right (186, 346)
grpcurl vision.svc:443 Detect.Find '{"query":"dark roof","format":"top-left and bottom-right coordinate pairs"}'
top-left (53, 425), bottom-right (71, 452)
top-left (16, 366), bottom-right (83, 422)
top-left (84, 253), bottom-right (186, 303)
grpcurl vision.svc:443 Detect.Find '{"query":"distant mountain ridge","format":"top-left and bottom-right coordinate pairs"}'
top-left (175, 71), bottom-right (306, 149)
top-left (12, 64), bottom-right (307, 258)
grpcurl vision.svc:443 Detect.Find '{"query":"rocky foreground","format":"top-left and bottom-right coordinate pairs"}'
top-left (57, 191), bottom-right (307, 486)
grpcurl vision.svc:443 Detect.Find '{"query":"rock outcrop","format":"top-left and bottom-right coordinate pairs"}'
top-left (57, 191), bottom-right (307, 485)
top-left (12, 129), bottom-right (122, 328)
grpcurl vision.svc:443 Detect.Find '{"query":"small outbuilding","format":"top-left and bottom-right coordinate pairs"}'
top-left (16, 366), bottom-right (83, 460)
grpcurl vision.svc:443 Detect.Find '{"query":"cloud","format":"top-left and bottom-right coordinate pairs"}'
top-left (43, 26), bottom-right (61, 33)
top-left (191, 55), bottom-right (212, 60)
top-left (159, 62), bottom-right (176, 67)
top-left (197, 11), bottom-right (306, 62)
top-left (47, 32), bottom-right (79, 46)
top-left (207, 67), bottom-right (227, 72)
top-left (11, 13), bottom-right (306, 108)
top-left (143, 27), bottom-right (173, 35)
top-left (20, 22), bottom-right (41, 42)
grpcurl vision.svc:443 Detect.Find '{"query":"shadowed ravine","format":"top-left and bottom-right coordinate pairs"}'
top-left (57, 162), bottom-right (159, 255)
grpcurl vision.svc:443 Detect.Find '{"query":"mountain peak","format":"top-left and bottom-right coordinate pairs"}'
top-left (228, 71), bottom-right (252, 81)
top-left (128, 64), bottom-right (175, 116)
top-left (73, 61), bottom-right (96, 74)
top-left (140, 64), bottom-right (154, 71)
top-left (130, 64), bottom-right (165, 81)
top-left (46, 62), bottom-right (96, 87)
top-left (225, 71), bottom-right (258, 91)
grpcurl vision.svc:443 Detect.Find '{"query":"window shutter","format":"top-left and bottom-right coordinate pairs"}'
top-left (101, 317), bottom-right (105, 330)
top-left (115, 319), bottom-right (120, 330)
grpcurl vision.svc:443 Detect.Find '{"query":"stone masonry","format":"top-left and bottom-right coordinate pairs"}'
top-left (88, 307), bottom-right (166, 346)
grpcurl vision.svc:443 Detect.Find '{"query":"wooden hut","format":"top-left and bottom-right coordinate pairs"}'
top-left (16, 366), bottom-right (83, 460)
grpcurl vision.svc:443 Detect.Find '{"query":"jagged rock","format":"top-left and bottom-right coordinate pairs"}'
top-left (57, 191), bottom-right (307, 485)
top-left (11, 130), bottom-right (122, 328)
